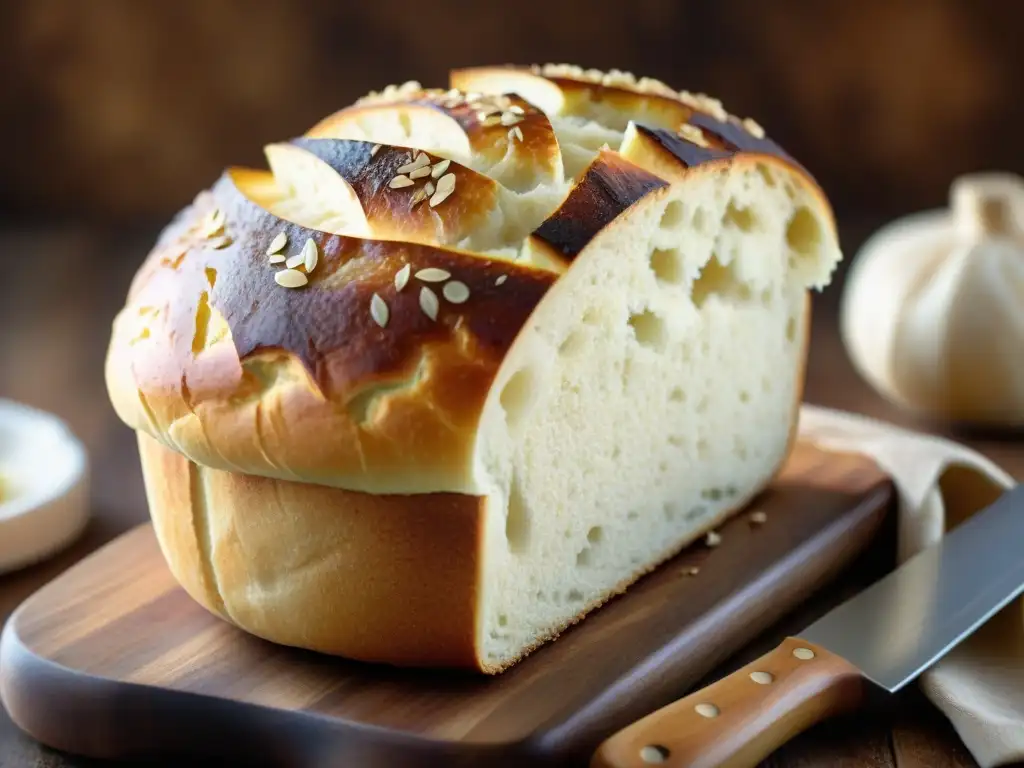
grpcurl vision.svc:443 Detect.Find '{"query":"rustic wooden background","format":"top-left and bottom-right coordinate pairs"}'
top-left (0, 0), bottom-right (1022, 229)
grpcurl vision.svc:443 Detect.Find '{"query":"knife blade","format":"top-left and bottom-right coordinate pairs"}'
top-left (591, 483), bottom-right (1024, 768)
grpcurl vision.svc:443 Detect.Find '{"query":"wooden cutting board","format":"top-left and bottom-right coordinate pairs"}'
top-left (0, 442), bottom-right (893, 768)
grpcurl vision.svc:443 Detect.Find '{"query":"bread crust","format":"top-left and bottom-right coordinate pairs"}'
top-left (307, 92), bottom-right (563, 189)
top-left (105, 172), bottom-right (557, 494)
top-left (138, 432), bottom-right (486, 668)
top-left (137, 287), bottom-right (809, 674)
top-left (531, 148), bottom-right (668, 260)
top-left (285, 138), bottom-right (504, 247)
top-left (450, 66), bottom-right (695, 131)
top-left (105, 63), bottom-right (840, 673)
top-left (136, 294), bottom-right (809, 675)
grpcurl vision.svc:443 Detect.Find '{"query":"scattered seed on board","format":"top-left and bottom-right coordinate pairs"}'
top-left (416, 267), bottom-right (451, 282)
top-left (286, 254), bottom-right (305, 270)
top-left (266, 231), bottom-right (287, 255)
top-left (430, 159), bottom-right (451, 179)
top-left (208, 236), bottom-right (232, 250)
top-left (370, 293), bottom-right (389, 328)
top-left (684, 567), bottom-right (700, 577)
top-left (430, 173), bottom-right (456, 207)
top-left (495, 274), bottom-right (508, 286)
top-left (274, 269), bottom-right (308, 288)
top-left (370, 144), bottom-right (382, 156)
top-left (397, 153), bottom-right (430, 174)
top-left (705, 531), bottom-right (722, 547)
top-left (419, 286), bottom-right (440, 321)
top-left (394, 264), bottom-right (411, 291)
top-left (269, 254), bottom-right (286, 265)
top-left (443, 281), bottom-right (470, 304)
top-left (302, 238), bottom-right (318, 273)
top-left (389, 175), bottom-right (414, 189)
top-left (749, 511), bottom-right (768, 525)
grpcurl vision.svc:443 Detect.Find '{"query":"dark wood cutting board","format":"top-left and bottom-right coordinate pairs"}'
top-left (0, 442), bottom-right (894, 768)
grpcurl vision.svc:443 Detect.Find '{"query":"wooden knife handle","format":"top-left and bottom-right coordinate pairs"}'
top-left (590, 637), bottom-right (867, 768)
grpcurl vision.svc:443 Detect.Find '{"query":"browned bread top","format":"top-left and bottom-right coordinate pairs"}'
top-left (282, 138), bottom-right (507, 248)
top-left (105, 63), bottom-right (830, 495)
top-left (108, 171), bottom-right (557, 494)
top-left (310, 90), bottom-right (564, 192)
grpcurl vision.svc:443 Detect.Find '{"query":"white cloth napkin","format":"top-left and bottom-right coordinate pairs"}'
top-left (799, 404), bottom-right (1022, 768)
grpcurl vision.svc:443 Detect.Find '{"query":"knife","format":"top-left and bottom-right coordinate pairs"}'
top-left (591, 483), bottom-right (1024, 768)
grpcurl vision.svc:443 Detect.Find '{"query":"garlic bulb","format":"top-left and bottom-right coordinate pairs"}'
top-left (840, 172), bottom-right (1024, 426)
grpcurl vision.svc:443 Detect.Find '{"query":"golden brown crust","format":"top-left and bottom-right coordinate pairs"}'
top-left (106, 58), bottom-right (837, 491)
top-left (420, 92), bottom-right (562, 188)
top-left (142, 427), bottom-right (760, 675)
top-left (137, 296), bottom-right (809, 675)
top-left (107, 172), bottom-right (557, 493)
top-left (451, 64), bottom-right (817, 185)
top-left (285, 138), bottom-right (502, 247)
top-left (545, 75), bottom-right (694, 130)
top-left (307, 93), bottom-right (562, 190)
top-left (308, 99), bottom-right (450, 137)
top-left (105, 63), bottom-right (838, 673)
top-left (138, 432), bottom-right (484, 668)
top-left (451, 66), bottom-right (695, 131)
top-left (139, 429), bottom-right (228, 619)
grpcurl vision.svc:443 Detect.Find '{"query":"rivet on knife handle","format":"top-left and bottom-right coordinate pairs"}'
top-left (589, 638), bottom-right (866, 768)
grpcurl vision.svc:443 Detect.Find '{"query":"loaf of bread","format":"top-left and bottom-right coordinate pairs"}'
top-left (105, 64), bottom-right (842, 672)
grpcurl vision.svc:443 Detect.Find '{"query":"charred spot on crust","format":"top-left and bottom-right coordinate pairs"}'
top-left (633, 124), bottom-right (732, 169)
top-left (688, 113), bottom-right (787, 156)
top-left (136, 173), bottom-right (557, 402)
top-left (532, 151), bottom-right (667, 259)
top-left (687, 113), bottom-right (810, 179)
top-left (290, 137), bottom-right (398, 198)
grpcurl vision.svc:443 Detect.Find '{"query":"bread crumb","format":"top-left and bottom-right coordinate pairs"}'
top-left (705, 531), bottom-right (721, 547)
top-left (683, 566), bottom-right (700, 577)
top-left (749, 510), bottom-right (768, 525)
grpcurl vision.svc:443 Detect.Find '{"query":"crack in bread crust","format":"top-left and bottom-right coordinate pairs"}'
top-left (188, 459), bottom-right (227, 618)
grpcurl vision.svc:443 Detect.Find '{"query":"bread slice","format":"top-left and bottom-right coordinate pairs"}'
top-left (105, 64), bottom-right (842, 672)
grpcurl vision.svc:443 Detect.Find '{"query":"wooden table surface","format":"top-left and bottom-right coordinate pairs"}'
top-left (1, 221), bottom-right (1021, 768)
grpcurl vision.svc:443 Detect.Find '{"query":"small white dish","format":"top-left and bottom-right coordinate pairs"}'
top-left (0, 399), bottom-right (89, 575)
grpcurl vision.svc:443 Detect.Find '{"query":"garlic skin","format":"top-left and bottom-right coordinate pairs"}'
top-left (840, 173), bottom-right (1024, 426)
